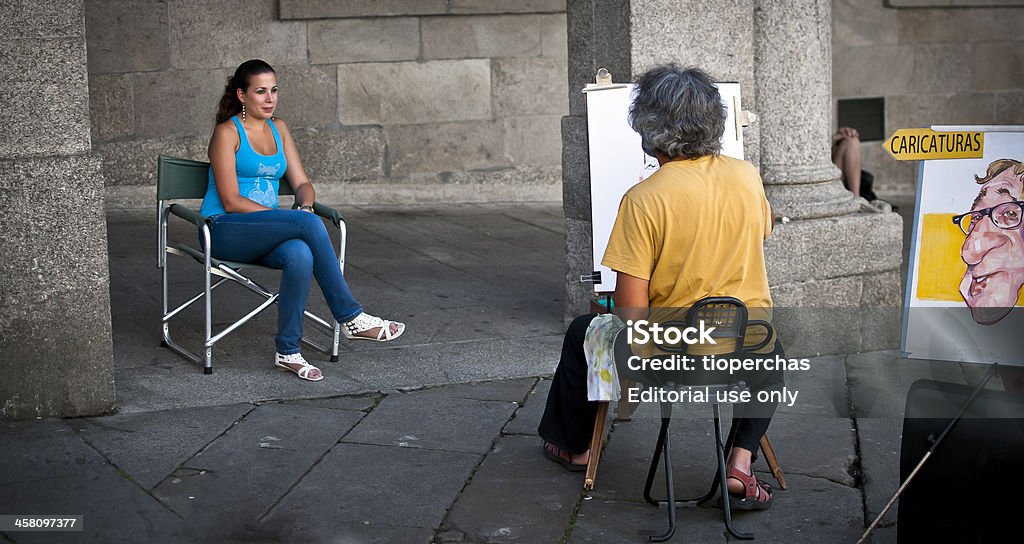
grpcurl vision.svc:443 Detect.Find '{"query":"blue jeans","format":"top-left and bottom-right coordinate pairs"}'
top-left (208, 210), bottom-right (363, 354)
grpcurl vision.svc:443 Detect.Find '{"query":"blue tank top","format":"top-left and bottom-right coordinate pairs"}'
top-left (200, 116), bottom-right (287, 217)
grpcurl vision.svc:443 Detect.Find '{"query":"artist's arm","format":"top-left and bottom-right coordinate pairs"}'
top-left (276, 119), bottom-right (315, 210)
top-left (613, 271), bottom-right (650, 322)
top-left (209, 122), bottom-right (272, 213)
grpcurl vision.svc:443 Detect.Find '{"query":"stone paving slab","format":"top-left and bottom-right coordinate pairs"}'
top-left (287, 393), bottom-right (382, 412)
top-left (441, 434), bottom-right (584, 543)
top-left (588, 410), bottom-right (741, 502)
top-left (152, 403), bottom-right (364, 532)
top-left (845, 351), bottom-right (964, 419)
top-left (365, 208), bottom-right (560, 258)
top-left (427, 304), bottom-right (565, 342)
top-left (776, 354), bottom-right (850, 417)
top-left (856, 417), bottom-right (902, 528)
top-left (574, 474), bottom-right (863, 543)
top-left (721, 473), bottom-right (864, 543)
top-left (367, 295), bottom-right (561, 346)
top-left (114, 336), bottom-right (561, 413)
top-left (0, 419), bottom-right (185, 544)
top-left (502, 378), bottom-right (550, 436)
top-left (761, 412), bottom-right (858, 487)
top-left (583, 403), bottom-right (861, 512)
top-left (342, 388), bottom-right (519, 454)
top-left (407, 378), bottom-right (537, 403)
top-left (328, 336), bottom-right (563, 395)
top-left (500, 205), bottom-right (565, 233)
top-left (71, 403), bottom-right (254, 490)
top-left (353, 214), bottom-right (562, 278)
top-left (1, 419), bottom-right (107, 484)
top-left (243, 520), bottom-right (435, 544)
top-left (2, 384), bottom-right (882, 543)
top-left (262, 442), bottom-right (480, 530)
top-left (0, 471), bottom-right (186, 544)
top-left (441, 208), bottom-right (565, 248)
top-left (112, 362), bottom-right (368, 414)
top-left (355, 264), bottom-right (499, 312)
top-left (569, 497), bottom-right (727, 544)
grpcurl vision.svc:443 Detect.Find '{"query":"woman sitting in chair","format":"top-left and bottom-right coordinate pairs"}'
top-left (538, 65), bottom-right (784, 510)
top-left (200, 59), bottom-right (405, 382)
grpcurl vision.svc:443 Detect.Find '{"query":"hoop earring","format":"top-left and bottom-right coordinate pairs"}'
top-left (241, 103), bottom-right (246, 123)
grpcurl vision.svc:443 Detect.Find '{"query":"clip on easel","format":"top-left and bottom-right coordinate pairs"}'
top-left (857, 363), bottom-right (1001, 544)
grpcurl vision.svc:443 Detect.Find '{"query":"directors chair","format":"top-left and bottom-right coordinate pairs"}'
top-left (157, 155), bottom-right (347, 374)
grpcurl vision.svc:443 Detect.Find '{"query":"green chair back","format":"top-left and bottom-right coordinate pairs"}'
top-left (156, 156), bottom-right (210, 200)
top-left (156, 155), bottom-right (295, 200)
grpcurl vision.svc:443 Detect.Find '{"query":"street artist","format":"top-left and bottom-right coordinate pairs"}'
top-left (537, 65), bottom-right (786, 510)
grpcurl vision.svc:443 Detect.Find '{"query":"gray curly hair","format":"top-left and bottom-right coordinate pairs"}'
top-left (628, 65), bottom-right (725, 160)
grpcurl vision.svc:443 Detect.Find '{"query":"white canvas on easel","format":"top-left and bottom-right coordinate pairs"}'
top-left (585, 82), bottom-right (745, 293)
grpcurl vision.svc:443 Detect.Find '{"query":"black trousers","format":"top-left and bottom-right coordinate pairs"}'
top-left (537, 314), bottom-right (785, 457)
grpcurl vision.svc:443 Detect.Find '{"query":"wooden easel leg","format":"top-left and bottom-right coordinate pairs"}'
top-left (616, 379), bottom-right (638, 421)
top-left (584, 401), bottom-right (609, 490)
top-left (759, 434), bottom-right (788, 490)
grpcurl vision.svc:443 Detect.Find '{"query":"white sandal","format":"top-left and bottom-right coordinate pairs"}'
top-left (343, 312), bottom-right (405, 342)
top-left (275, 352), bottom-right (323, 381)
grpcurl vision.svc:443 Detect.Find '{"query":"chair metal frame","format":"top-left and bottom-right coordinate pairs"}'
top-left (639, 297), bottom-right (776, 541)
top-left (156, 155), bottom-right (348, 374)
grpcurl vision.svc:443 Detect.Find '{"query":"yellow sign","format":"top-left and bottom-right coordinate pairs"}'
top-left (883, 128), bottom-right (984, 161)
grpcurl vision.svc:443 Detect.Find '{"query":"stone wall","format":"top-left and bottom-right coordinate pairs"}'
top-left (0, 0), bottom-right (115, 419)
top-left (86, 0), bottom-right (568, 208)
top-left (833, 0), bottom-right (1024, 198)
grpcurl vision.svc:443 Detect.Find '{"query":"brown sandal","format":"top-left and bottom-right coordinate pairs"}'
top-left (542, 442), bottom-right (587, 472)
top-left (726, 466), bottom-right (774, 511)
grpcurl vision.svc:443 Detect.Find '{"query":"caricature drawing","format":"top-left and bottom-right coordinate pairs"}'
top-left (952, 159), bottom-right (1024, 325)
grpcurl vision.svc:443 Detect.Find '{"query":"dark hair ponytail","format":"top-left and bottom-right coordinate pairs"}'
top-left (215, 59), bottom-right (275, 123)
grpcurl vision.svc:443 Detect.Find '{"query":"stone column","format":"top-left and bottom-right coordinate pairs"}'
top-left (562, 0), bottom-right (904, 354)
top-left (0, 0), bottom-right (115, 418)
top-left (561, 0), bottom-right (633, 320)
top-left (754, 0), bottom-right (860, 220)
top-left (753, 0), bottom-right (903, 354)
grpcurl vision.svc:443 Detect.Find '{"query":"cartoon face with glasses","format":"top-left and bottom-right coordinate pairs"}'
top-left (952, 159), bottom-right (1024, 324)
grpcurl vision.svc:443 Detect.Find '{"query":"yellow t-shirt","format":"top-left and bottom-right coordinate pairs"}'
top-left (601, 155), bottom-right (774, 353)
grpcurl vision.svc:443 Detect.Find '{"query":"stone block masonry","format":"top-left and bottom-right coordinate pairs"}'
top-left (84, 0), bottom-right (169, 74)
top-left (168, 0), bottom-right (307, 70)
top-left (86, 1), bottom-right (569, 208)
top-left (832, 0), bottom-right (1024, 198)
top-left (308, 18), bottom-right (420, 64)
top-left (338, 60), bottom-right (493, 125)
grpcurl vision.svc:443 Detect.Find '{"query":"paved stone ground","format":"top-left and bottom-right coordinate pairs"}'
top-left (2, 360), bottom-right (944, 544)
top-left (0, 201), bottom-right (983, 543)
top-left (105, 205), bottom-right (567, 413)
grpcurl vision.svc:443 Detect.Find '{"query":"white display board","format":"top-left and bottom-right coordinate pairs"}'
top-left (585, 82), bottom-right (744, 292)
